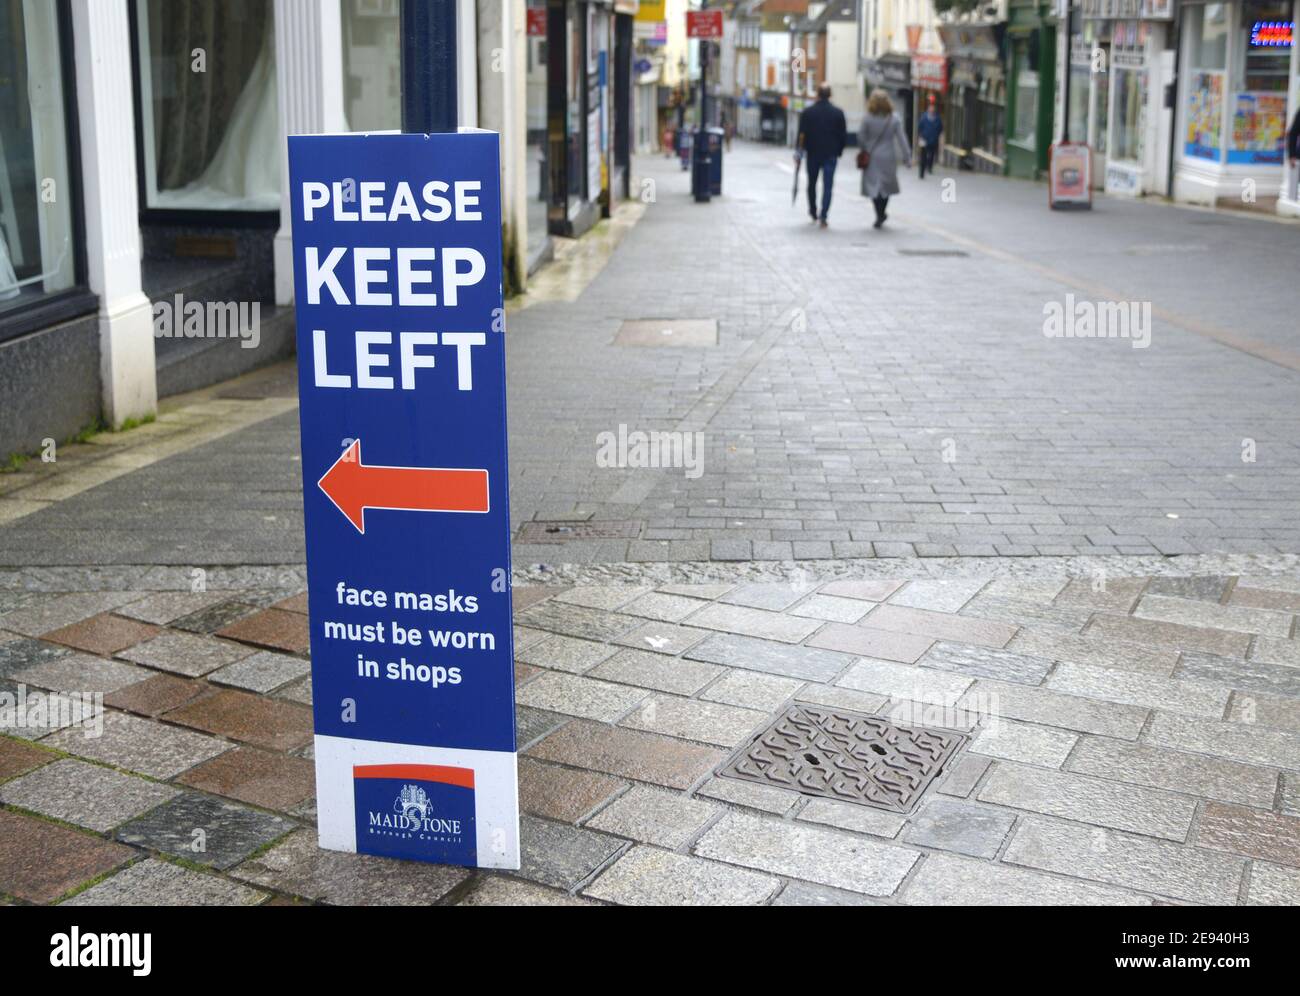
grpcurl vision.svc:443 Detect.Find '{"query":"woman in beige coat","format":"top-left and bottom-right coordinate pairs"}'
top-left (858, 89), bottom-right (912, 228)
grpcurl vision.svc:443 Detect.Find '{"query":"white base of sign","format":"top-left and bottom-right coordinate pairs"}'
top-left (314, 734), bottom-right (521, 869)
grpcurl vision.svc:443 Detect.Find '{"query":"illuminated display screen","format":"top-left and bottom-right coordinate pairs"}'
top-left (1250, 21), bottom-right (1293, 47)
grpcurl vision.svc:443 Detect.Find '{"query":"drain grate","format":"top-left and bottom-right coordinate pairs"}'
top-left (516, 520), bottom-right (642, 543)
top-left (719, 704), bottom-right (965, 813)
top-left (897, 248), bottom-right (969, 257)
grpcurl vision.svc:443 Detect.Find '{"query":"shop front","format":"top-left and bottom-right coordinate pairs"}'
top-left (0, 0), bottom-right (98, 452)
top-left (632, 0), bottom-right (667, 153)
top-left (1066, 0), bottom-right (1177, 196)
top-left (527, 2), bottom-right (551, 269)
top-left (758, 94), bottom-right (789, 143)
top-left (1065, 16), bottom-right (1110, 186)
top-left (1175, 0), bottom-right (1296, 206)
top-left (864, 53), bottom-right (914, 137)
top-left (612, 0), bottom-right (637, 206)
top-left (546, 0), bottom-right (615, 237)
top-left (1006, 0), bottom-right (1059, 179)
top-left (937, 22), bottom-right (1008, 173)
top-left (911, 53), bottom-right (950, 145)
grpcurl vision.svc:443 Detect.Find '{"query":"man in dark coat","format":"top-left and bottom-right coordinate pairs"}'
top-left (796, 84), bottom-right (847, 228)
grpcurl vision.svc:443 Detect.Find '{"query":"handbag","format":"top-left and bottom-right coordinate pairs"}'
top-left (856, 122), bottom-right (888, 170)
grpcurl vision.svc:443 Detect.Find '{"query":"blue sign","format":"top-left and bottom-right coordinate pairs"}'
top-left (288, 131), bottom-right (518, 869)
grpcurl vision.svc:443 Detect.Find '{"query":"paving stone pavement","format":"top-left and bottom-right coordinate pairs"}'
top-left (4, 146), bottom-right (1300, 567)
top-left (0, 570), bottom-right (1297, 905)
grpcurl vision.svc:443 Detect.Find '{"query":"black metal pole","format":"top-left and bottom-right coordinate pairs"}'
top-left (693, 31), bottom-right (712, 202)
top-left (699, 39), bottom-right (709, 131)
top-left (1060, 1), bottom-right (1071, 144)
top-left (401, 0), bottom-right (458, 133)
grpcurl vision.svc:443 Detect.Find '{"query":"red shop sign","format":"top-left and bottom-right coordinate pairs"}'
top-left (911, 53), bottom-right (948, 93)
top-left (687, 10), bottom-right (724, 39)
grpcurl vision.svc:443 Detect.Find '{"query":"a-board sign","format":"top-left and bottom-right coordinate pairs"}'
top-left (1048, 141), bottom-right (1092, 210)
top-left (288, 130), bottom-right (518, 869)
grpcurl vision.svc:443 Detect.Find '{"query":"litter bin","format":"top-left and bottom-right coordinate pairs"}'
top-left (690, 127), bottom-right (709, 201)
top-left (691, 127), bottom-right (725, 202)
top-left (705, 126), bottom-right (724, 196)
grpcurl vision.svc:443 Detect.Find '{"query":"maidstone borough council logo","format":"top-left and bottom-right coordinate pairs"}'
top-left (397, 783), bottom-right (434, 820)
top-left (353, 763), bottom-right (478, 866)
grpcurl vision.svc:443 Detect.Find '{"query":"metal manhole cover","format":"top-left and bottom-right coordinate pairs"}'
top-left (516, 520), bottom-right (642, 543)
top-left (614, 319), bottom-right (718, 347)
top-left (719, 704), bottom-right (966, 814)
top-left (897, 249), bottom-right (969, 257)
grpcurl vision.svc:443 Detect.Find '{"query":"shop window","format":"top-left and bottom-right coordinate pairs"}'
top-left (1184, 3), bottom-right (1228, 161)
top-left (568, 3), bottom-right (583, 202)
top-left (1228, 0), bottom-right (1289, 163)
top-left (1013, 60), bottom-right (1038, 144)
top-left (0, 0), bottom-right (81, 330)
top-left (1067, 34), bottom-right (1090, 143)
top-left (1093, 40), bottom-right (1110, 155)
top-left (977, 77), bottom-right (1005, 160)
top-left (1112, 68), bottom-right (1146, 162)
top-left (1191, 3), bottom-right (1230, 67)
top-left (135, 0), bottom-right (279, 212)
top-left (341, 0), bottom-right (401, 133)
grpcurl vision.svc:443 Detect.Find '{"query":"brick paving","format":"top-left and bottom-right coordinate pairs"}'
top-left (0, 570), bottom-right (1297, 905)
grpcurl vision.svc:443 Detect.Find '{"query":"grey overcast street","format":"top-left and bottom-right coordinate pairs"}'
top-left (3, 0), bottom-right (1300, 933)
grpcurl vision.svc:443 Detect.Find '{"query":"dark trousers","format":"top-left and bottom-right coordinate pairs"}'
top-left (919, 143), bottom-right (937, 178)
top-left (872, 195), bottom-right (890, 223)
top-left (806, 156), bottom-right (837, 221)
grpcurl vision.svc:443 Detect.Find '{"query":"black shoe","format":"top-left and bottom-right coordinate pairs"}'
top-left (872, 218), bottom-right (883, 229)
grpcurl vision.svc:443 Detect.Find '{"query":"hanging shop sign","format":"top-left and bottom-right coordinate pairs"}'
top-left (911, 54), bottom-right (949, 93)
top-left (686, 9), bottom-right (724, 39)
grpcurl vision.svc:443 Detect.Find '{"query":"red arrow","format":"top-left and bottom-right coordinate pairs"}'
top-left (318, 439), bottom-right (489, 534)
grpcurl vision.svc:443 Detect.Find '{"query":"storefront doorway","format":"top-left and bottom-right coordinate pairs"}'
top-left (1176, 0), bottom-right (1294, 205)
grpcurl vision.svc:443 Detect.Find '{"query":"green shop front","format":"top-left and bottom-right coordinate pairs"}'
top-left (1005, 0), bottom-right (1060, 178)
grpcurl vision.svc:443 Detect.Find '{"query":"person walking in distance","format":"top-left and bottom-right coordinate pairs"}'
top-left (858, 88), bottom-right (911, 229)
top-left (795, 83), bottom-right (847, 228)
top-left (917, 95), bottom-right (942, 179)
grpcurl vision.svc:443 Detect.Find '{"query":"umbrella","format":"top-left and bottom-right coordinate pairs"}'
top-left (791, 153), bottom-right (800, 206)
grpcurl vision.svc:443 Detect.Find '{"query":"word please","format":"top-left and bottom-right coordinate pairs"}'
top-left (312, 329), bottom-right (485, 390)
top-left (304, 246), bottom-right (486, 307)
top-left (302, 179), bottom-right (483, 223)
